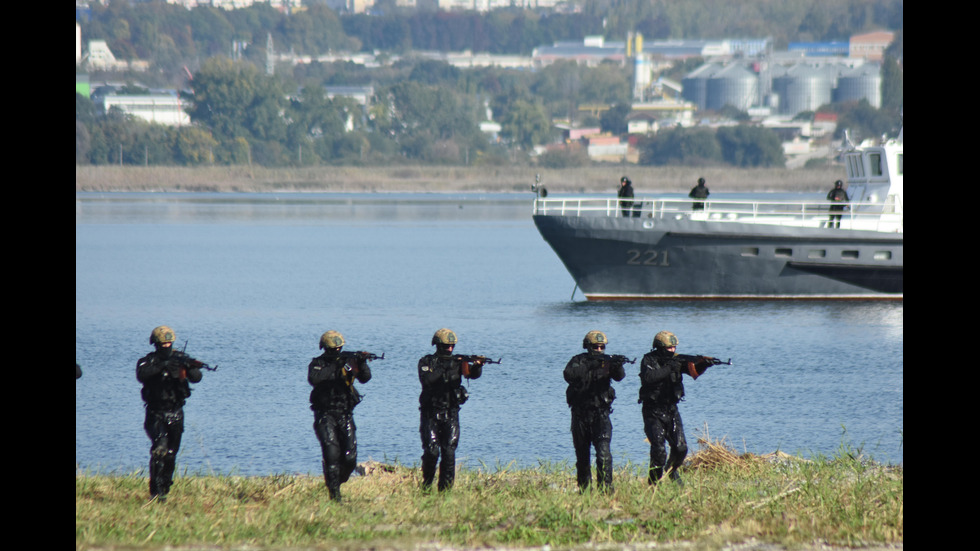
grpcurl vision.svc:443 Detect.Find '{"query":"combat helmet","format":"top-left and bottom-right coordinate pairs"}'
top-left (432, 328), bottom-right (458, 346)
top-left (583, 330), bottom-right (608, 349)
top-left (319, 330), bottom-right (345, 350)
top-left (150, 326), bottom-right (176, 346)
top-left (653, 331), bottom-right (678, 349)
top-left (698, 177), bottom-right (705, 185)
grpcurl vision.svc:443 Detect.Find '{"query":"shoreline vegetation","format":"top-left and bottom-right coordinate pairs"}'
top-left (75, 165), bottom-right (844, 194)
top-left (75, 437), bottom-right (902, 551)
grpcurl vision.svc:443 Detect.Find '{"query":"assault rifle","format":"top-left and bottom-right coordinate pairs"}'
top-left (453, 355), bottom-right (500, 380)
top-left (339, 351), bottom-right (384, 385)
top-left (673, 354), bottom-right (732, 378)
top-left (674, 354), bottom-right (732, 367)
top-left (603, 354), bottom-right (636, 365)
top-left (340, 351), bottom-right (385, 372)
top-left (182, 341), bottom-right (218, 371)
top-left (453, 355), bottom-right (502, 366)
top-left (594, 354), bottom-right (634, 375)
top-left (340, 351), bottom-right (385, 362)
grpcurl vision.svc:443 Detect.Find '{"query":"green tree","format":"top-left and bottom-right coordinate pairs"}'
top-left (88, 107), bottom-right (137, 165)
top-left (375, 81), bottom-right (482, 160)
top-left (880, 55), bottom-right (903, 114)
top-left (500, 99), bottom-right (552, 150)
top-left (600, 103), bottom-right (631, 135)
top-left (827, 99), bottom-right (899, 142)
top-left (186, 57), bottom-right (287, 146)
top-left (128, 123), bottom-right (176, 165)
top-left (407, 60), bottom-right (461, 87)
top-left (76, 121), bottom-right (92, 164)
top-left (716, 125), bottom-right (785, 167)
top-left (189, 6), bottom-right (235, 58)
top-left (639, 126), bottom-right (722, 166)
top-left (186, 57), bottom-right (256, 140)
top-left (175, 127), bottom-right (218, 165)
top-left (577, 63), bottom-right (631, 106)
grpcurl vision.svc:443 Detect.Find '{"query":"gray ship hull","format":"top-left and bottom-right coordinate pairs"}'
top-left (533, 214), bottom-right (903, 300)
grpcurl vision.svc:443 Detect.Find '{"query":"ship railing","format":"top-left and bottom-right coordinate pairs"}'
top-left (532, 197), bottom-right (902, 232)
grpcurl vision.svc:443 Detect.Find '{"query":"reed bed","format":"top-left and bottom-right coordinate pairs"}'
top-left (75, 164), bottom-right (843, 194)
top-left (75, 436), bottom-right (902, 550)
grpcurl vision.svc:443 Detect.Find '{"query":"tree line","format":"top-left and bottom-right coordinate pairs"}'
top-left (75, 54), bottom-right (899, 168)
top-left (76, 56), bottom-right (635, 167)
top-left (78, 0), bottom-right (902, 86)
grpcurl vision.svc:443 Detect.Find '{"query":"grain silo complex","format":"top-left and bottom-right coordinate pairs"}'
top-left (706, 63), bottom-right (758, 111)
top-left (835, 63), bottom-right (882, 108)
top-left (772, 64), bottom-right (835, 115)
top-left (682, 60), bottom-right (881, 116)
top-left (681, 63), bottom-right (722, 112)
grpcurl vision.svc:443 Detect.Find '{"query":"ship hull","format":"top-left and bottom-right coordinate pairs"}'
top-left (533, 214), bottom-right (903, 300)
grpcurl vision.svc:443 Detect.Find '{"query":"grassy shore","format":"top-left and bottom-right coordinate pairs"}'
top-left (75, 164), bottom-right (844, 194)
top-left (75, 439), bottom-right (902, 551)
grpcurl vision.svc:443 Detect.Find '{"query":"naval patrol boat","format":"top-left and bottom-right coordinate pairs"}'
top-left (532, 130), bottom-right (903, 300)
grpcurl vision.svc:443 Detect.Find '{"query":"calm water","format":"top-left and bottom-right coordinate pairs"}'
top-left (75, 192), bottom-right (904, 476)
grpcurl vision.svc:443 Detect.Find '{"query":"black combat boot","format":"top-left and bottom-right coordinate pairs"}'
top-left (648, 466), bottom-right (663, 485)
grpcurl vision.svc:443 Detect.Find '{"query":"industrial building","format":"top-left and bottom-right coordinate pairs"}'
top-left (682, 59), bottom-right (883, 116)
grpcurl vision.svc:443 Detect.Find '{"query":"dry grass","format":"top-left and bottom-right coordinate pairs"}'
top-left (75, 164), bottom-right (844, 194)
top-left (76, 433), bottom-right (902, 551)
top-left (686, 426), bottom-right (807, 472)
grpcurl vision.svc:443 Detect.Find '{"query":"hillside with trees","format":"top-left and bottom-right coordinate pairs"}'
top-left (75, 0), bottom-right (903, 168)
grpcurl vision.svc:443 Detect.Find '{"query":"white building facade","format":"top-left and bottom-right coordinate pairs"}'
top-left (103, 94), bottom-right (191, 126)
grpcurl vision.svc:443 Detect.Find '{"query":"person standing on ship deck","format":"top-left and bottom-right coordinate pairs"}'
top-left (827, 179), bottom-right (850, 228)
top-left (617, 176), bottom-right (634, 217)
top-left (689, 177), bottom-right (710, 211)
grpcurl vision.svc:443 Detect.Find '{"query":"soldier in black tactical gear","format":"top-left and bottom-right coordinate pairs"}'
top-left (826, 179), bottom-right (850, 228)
top-left (308, 330), bottom-right (373, 502)
top-left (617, 176), bottom-right (635, 217)
top-left (689, 177), bottom-right (710, 211)
top-left (638, 331), bottom-right (717, 485)
top-left (563, 330), bottom-right (626, 492)
top-left (136, 326), bottom-right (208, 502)
top-left (417, 328), bottom-right (484, 491)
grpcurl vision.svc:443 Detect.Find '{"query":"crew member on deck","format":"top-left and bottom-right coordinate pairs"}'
top-left (827, 179), bottom-right (850, 228)
top-left (689, 177), bottom-right (710, 211)
top-left (617, 176), bottom-right (634, 217)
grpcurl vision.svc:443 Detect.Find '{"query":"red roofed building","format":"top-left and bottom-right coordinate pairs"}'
top-left (849, 31), bottom-right (895, 61)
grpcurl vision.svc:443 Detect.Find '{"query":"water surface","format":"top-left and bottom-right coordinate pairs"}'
top-left (76, 192), bottom-right (903, 475)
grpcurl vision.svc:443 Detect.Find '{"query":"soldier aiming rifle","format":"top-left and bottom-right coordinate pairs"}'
top-left (308, 331), bottom-right (377, 501)
top-left (417, 328), bottom-right (488, 491)
top-left (563, 330), bottom-right (627, 492)
top-left (638, 331), bottom-right (731, 486)
top-left (136, 326), bottom-right (212, 502)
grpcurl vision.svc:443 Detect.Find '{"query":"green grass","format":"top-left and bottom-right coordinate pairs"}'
top-left (76, 441), bottom-right (902, 550)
